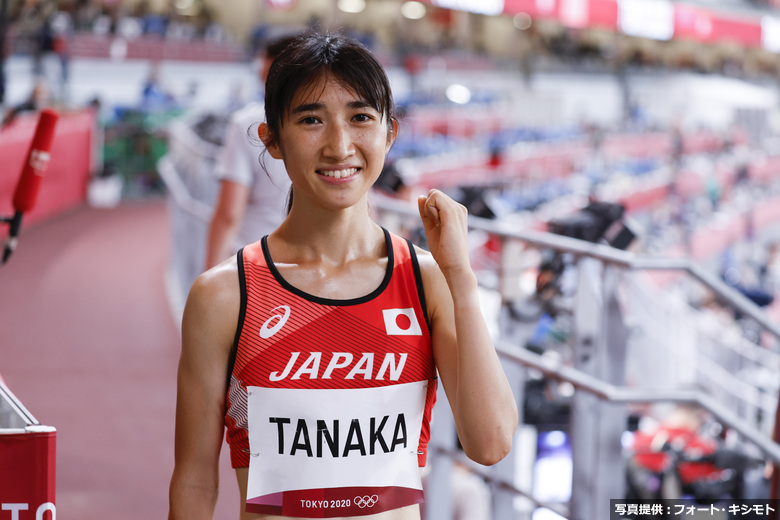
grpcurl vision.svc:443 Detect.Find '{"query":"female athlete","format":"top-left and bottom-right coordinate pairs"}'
top-left (168, 31), bottom-right (518, 520)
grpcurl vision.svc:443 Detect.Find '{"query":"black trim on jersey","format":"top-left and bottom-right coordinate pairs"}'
top-left (407, 238), bottom-right (432, 334)
top-left (225, 247), bottom-right (248, 395)
top-left (259, 227), bottom-right (395, 306)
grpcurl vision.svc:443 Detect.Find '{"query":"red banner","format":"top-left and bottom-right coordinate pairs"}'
top-left (675, 4), bottom-right (761, 47)
top-left (0, 430), bottom-right (56, 518)
top-left (707, 13), bottom-right (762, 47)
top-left (503, 0), bottom-right (551, 17)
top-left (0, 110), bottom-right (94, 236)
top-left (588, 0), bottom-right (619, 29)
top-left (433, 0), bottom-right (766, 49)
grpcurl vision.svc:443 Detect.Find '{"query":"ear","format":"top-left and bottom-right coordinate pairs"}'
top-left (385, 117), bottom-right (399, 152)
top-left (258, 123), bottom-right (283, 160)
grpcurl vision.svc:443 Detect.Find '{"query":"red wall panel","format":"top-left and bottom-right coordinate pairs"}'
top-left (1, 110), bottom-right (95, 236)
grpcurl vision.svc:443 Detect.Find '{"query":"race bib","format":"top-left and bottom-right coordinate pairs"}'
top-left (245, 382), bottom-right (428, 517)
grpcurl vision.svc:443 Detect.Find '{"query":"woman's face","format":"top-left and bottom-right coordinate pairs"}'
top-left (263, 76), bottom-right (397, 213)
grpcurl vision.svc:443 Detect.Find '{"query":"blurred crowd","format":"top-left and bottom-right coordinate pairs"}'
top-left (10, 0), bottom-right (230, 52)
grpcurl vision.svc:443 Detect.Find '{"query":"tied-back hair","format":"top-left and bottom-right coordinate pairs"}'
top-left (260, 31), bottom-right (397, 214)
top-left (263, 31), bottom-right (396, 149)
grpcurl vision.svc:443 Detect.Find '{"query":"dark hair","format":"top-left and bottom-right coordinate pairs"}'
top-left (265, 34), bottom-right (298, 61)
top-left (263, 31), bottom-right (395, 148)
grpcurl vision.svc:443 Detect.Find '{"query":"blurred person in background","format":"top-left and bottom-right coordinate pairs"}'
top-left (140, 61), bottom-right (175, 112)
top-left (204, 35), bottom-right (297, 269)
top-left (48, 3), bottom-right (73, 103)
top-left (627, 404), bottom-right (766, 501)
top-left (14, 0), bottom-right (57, 77)
top-left (1, 76), bottom-right (50, 127)
top-left (628, 404), bottom-right (723, 500)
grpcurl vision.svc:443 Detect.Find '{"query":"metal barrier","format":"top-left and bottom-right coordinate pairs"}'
top-left (369, 194), bottom-right (780, 520)
top-left (159, 135), bottom-right (780, 519)
top-left (0, 378), bottom-right (57, 517)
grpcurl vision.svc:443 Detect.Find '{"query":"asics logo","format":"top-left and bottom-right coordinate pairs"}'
top-left (259, 305), bottom-right (291, 339)
top-left (354, 495), bottom-right (379, 508)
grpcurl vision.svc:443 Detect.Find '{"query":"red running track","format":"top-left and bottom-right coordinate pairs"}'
top-left (0, 199), bottom-right (238, 519)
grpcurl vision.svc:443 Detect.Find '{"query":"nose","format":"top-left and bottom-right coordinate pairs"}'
top-left (322, 121), bottom-right (354, 160)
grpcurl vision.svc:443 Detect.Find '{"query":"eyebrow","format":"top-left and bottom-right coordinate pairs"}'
top-left (290, 99), bottom-right (376, 115)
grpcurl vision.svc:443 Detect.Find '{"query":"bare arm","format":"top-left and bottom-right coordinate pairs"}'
top-left (168, 261), bottom-right (240, 519)
top-left (417, 190), bottom-right (518, 466)
top-left (205, 180), bottom-right (250, 269)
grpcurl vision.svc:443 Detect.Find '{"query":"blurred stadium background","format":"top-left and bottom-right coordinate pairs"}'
top-left (3, 0), bottom-right (780, 519)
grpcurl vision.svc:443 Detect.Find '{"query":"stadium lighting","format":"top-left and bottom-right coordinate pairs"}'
top-left (432, 0), bottom-right (503, 16)
top-left (513, 12), bottom-right (533, 30)
top-left (762, 16), bottom-right (780, 53)
top-left (174, 0), bottom-right (194, 11)
top-left (618, 0), bottom-right (674, 41)
top-left (401, 1), bottom-right (427, 20)
top-left (446, 84), bottom-right (471, 104)
top-left (337, 0), bottom-right (366, 14)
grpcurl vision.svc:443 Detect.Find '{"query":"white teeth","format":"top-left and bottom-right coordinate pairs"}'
top-left (319, 168), bottom-right (358, 179)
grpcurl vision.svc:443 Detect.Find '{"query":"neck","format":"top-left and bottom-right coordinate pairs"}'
top-left (271, 197), bottom-right (384, 265)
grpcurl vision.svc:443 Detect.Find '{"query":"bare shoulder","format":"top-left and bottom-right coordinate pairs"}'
top-left (411, 244), bottom-right (449, 309)
top-left (183, 255), bottom-right (241, 339)
top-left (191, 255), bottom-right (239, 301)
top-left (411, 244), bottom-right (437, 275)
top-left (412, 242), bottom-right (447, 273)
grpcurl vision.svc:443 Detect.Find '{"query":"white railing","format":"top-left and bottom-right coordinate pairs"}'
top-left (625, 275), bottom-right (780, 437)
top-left (370, 195), bottom-right (780, 519)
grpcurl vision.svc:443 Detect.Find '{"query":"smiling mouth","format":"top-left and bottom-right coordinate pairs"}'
top-left (316, 168), bottom-right (360, 179)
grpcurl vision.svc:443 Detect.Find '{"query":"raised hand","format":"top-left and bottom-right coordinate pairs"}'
top-left (417, 189), bottom-right (472, 279)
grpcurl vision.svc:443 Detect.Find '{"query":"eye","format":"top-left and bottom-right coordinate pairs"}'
top-left (352, 113), bottom-right (374, 123)
top-left (299, 116), bottom-right (320, 125)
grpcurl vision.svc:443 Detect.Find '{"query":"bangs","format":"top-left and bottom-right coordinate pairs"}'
top-left (264, 32), bottom-right (394, 142)
top-left (284, 69), bottom-right (388, 118)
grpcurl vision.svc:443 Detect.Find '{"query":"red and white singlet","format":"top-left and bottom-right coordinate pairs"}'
top-left (225, 228), bottom-right (438, 518)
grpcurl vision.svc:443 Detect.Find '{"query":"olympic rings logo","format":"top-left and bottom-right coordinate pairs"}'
top-left (354, 495), bottom-right (379, 508)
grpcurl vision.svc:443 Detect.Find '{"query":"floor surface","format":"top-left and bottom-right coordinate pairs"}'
top-left (0, 199), bottom-right (238, 519)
